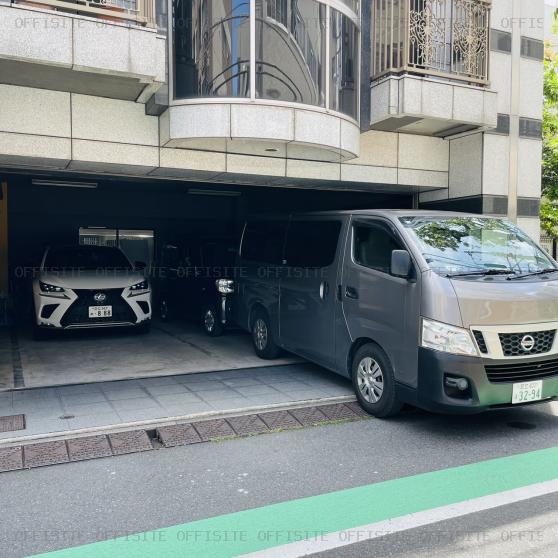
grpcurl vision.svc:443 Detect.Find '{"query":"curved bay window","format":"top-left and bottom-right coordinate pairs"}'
top-left (171, 0), bottom-right (360, 119)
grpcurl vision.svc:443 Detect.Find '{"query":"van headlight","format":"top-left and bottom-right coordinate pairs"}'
top-left (128, 280), bottom-right (150, 296)
top-left (216, 279), bottom-right (234, 294)
top-left (421, 318), bottom-right (478, 357)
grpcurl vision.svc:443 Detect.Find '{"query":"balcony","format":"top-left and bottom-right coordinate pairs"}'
top-left (370, 0), bottom-right (497, 137)
top-left (0, 0), bottom-right (165, 101)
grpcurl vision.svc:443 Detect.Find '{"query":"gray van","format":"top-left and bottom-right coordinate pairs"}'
top-left (233, 210), bottom-right (558, 417)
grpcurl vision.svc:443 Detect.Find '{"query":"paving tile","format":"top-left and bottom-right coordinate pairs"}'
top-left (0, 414), bottom-right (25, 433)
top-left (108, 430), bottom-right (153, 455)
top-left (145, 384), bottom-right (189, 397)
top-left (222, 378), bottom-right (263, 388)
top-left (62, 402), bottom-right (115, 417)
top-left (246, 393), bottom-right (292, 406)
top-left (345, 401), bottom-right (371, 417)
top-left (258, 410), bottom-right (302, 430)
top-left (318, 403), bottom-right (360, 421)
top-left (153, 393), bottom-right (202, 407)
top-left (289, 407), bottom-right (329, 426)
top-left (273, 381), bottom-right (313, 392)
top-left (103, 388), bottom-right (149, 401)
top-left (193, 419), bottom-right (236, 441)
top-left (162, 402), bottom-right (213, 417)
top-left (234, 385), bottom-right (282, 397)
top-left (67, 435), bottom-right (112, 462)
top-left (157, 424), bottom-right (202, 447)
top-left (0, 392), bottom-right (13, 405)
top-left (57, 385), bottom-right (103, 396)
top-left (206, 398), bottom-right (253, 411)
top-left (117, 408), bottom-right (170, 422)
top-left (138, 376), bottom-right (180, 387)
top-left (182, 380), bottom-right (229, 392)
top-left (61, 392), bottom-right (108, 406)
top-left (0, 446), bottom-right (23, 472)
top-left (67, 414), bottom-right (121, 430)
top-left (110, 398), bottom-right (161, 412)
top-left (227, 415), bottom-right (269, 436)
top-left (277, 390), bottom-right (330, 402)
top-left (197, 389), bottom-right (244, 402)
top-left (20, 418), bottom-right (71, 436)
top-left (24, 441), bottom-right (69, 468)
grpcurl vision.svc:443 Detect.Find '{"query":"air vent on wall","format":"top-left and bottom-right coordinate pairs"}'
top-left (32, 179), bottom-right (98, 189)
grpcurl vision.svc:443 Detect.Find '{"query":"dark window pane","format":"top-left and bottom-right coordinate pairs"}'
top-left (255, 0), bottom-right (326, 106)
top-left (173, 0), bottom-right (251, 99)
top-left (285, 220), bottom-right (341, 268)
top-left (330, 10), bottom-right (358, 119)
top-left (521, 37), bottom-right (544, 61)
top-left (45, 246), bottom-right (132, 271)
top-left (353, 224), bottom-right (402, 274)
top-left (490, 29), bottom-right (512, 53)
top-left (519, 117), bottom-right (542, 139)
top-left (241, 221), bottom-right (287, 264)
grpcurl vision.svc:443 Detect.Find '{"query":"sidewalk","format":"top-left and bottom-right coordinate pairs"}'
top-left (0, 364), bottom-right (354, 443)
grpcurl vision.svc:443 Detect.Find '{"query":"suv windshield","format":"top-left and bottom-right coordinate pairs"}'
top-left (44, 246), bottom-right (133, 271)
top-left (398, 216), bottom-right (555, 277)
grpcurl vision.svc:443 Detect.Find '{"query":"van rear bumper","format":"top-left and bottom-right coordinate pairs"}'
top-left (397, 348), bottom-right (558, 414)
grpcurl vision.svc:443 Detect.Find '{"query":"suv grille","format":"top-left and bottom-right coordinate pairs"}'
top-left (61, 289), bottom-right (136, 327)
top-left (472, 330), bottom-right (488, 354)
top-left (498, 330), bottom-right (556, 357)
top-left (486, 357), bottom-right (558, 383)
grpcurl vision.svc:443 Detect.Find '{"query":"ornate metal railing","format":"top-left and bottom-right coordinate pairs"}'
top-left (372, 0), bottom-right (490, 85)
top-left (14, 0), bottom-right (156, 27)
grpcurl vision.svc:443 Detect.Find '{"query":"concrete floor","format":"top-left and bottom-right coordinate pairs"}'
top-left (0, 320), bottom-right (298, 390)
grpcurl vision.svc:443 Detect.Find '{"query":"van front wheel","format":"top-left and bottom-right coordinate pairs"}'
top-left (351, 344), bottom-right (402, 418)
top-left (251, 311), bottom-right (281, 359)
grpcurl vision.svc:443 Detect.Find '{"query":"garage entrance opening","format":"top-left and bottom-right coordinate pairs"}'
top-left (1, 173), bottom-right (413, 391)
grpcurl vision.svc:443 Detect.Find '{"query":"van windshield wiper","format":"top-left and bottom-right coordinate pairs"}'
top-left (446, 269), bottom-right (514, 278)
top-left (507, 268), bottom-right (558, 280)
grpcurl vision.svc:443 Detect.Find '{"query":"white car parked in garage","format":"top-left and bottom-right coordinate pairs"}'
top-left (33, 245), bottom-right (151, 337)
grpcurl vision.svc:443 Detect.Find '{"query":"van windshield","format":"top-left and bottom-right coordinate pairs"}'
top-left (398, 216), bottom-right (555, 277)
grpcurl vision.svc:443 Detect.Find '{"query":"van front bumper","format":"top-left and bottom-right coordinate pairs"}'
top-left (401, 348), bottom-right (558, 414)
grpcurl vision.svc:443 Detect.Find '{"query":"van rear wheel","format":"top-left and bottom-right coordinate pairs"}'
top-left (351, 344), bottom-right (402, 418)
top-left (251, 310), bottom-right (281, 359)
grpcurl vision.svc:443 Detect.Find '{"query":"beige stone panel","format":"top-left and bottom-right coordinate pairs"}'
top-left (72, 139), bottom-right (159, 170)
top-left (347, 131), bottom-right (398, 168)
top-left (340, 164), bottom-right (398, 184)
top-left (287, 159), bottom-right (340, 181)
top-left (398, 134), bottom-right (449, 172)
top-left (0, 131), bottom-right (71, 164)
top-left (226, 154), bottom-right (285, 177)
top-left (160, 148), bottom-right (226, 173)
top-left (398, 169), bottom-right (448, 189)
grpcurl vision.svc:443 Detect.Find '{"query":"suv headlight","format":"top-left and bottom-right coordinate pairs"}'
top-left (128, 280), bottom-right (150, 296)
top-left (216, 279), bottom-right (234, 294)
top-left (421, 318), bottom-right (478, 357)
top-left (39, 281), bottom-right (67, 298)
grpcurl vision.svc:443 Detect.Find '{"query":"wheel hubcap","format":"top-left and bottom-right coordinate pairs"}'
top-left (254, 318), bottom-right (268, 351)
top-left (204, 310), bottom-right (215, 332)
top-left (357, 357), bottom-right (384, 403)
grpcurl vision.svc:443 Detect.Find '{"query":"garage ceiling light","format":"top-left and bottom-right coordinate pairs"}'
top-left (188, 188), bottom-right (241, 197)
top-left (32, 179), bottom-right (98, 189)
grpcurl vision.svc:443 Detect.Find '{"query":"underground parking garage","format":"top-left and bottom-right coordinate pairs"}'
top-left (0, 173), bottom-right (413, 391)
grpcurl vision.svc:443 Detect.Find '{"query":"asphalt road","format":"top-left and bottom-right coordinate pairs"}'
top-left (2, 402), bottom-right (558, 558)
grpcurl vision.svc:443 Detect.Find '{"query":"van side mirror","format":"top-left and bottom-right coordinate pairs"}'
top-left (391, 250), bottom-right (412, 279)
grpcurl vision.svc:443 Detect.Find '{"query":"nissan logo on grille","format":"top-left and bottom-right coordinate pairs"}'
top-left (93, 293), bottom-right (107, 303)
top-left (520, 335), bottom-right (536, 352)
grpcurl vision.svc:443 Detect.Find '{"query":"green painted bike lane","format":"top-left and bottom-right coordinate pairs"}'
top-left (30, 445), bottom-right (558, 558)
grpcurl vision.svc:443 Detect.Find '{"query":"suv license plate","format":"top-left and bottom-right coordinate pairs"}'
top-left (512, 380), bottom-right (543, 405)
top-left (88, 305), bottom-right (112, 318)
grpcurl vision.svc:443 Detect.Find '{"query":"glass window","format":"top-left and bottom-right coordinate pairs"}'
top-left (255, 0), bottom-right (326, 106)
top-left (44, 246), bottom-right (133, 271)
top-left (330, 9), bottom-right (358, 118)
top-left (399, 216), bottom-right (555, 276)
top-left (353, 224), bottom-right (402, 274)
top-left (241, 221), bottom-right (288, 264)
top-left (173, 0), bottom-right (251, 99)
top-left (285, 220), bottom-right (341, 268)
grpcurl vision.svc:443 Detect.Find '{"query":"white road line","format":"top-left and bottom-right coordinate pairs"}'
top-left (239, 479), bottom-right (558, 558)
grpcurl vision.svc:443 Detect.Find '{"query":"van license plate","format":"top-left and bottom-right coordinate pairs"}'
top-left (88, 305), bottom-right (112, 318)
top-left (512, 380), bottom-right (543, 405)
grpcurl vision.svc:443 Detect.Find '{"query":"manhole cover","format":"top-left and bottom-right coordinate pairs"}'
top-left (0, 414), bottom-right (25, 433)
top-left (108, 430), bottom-right (153, 455)
top-left (157, 424), bottom-right (202, 447)
top-left (507, 421), bottom-right (537, 430)
top-left (290, 407), bottom-right (329, 426)
top-left (24, 441), bottom-right (69, 468)
top-left (258, 410), bottom-right (301, 431)
top-left (67, 436), bottom-right (112, 462)
top-left (318, 404), bottom-right (359, 421)
top-left (194, 419), bottom-right (235, 441)
top-left (0, 447), bottom-right (23, 473)
top-left (227, 415), bottom-right (269, 436)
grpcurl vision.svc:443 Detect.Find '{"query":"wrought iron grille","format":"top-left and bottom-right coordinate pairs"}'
top-left (372, 0), bottom-right (490, 85)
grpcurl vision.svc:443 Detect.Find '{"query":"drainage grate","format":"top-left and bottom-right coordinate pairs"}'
top-left (259, 410), bottom-right (302, 430)
top-left (0, 447), bottom-right (23, 473)
top-left (227, 415), bottom-right (269, 436)
top-left (157, 424), bottom-right (202, 448)
top-left (194, 419), bottom-right (235, 442)
top-left (318, 404), bottom-right (360, 421)
top-left (67, 436), bottom-right (112, 462)
top-left (289, 407), bottom-right (329, 426)
top-left (0, 414), bottom-right (25, 433)
top-left (345, 401), bottom-right (371, 417)
top-left (24, 441), bottom-right (69, 468)
top-left (108, 430), bottom-right (153, 455)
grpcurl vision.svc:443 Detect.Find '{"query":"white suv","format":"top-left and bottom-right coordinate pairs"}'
top-left (33, 245), bottom-right (151, 337)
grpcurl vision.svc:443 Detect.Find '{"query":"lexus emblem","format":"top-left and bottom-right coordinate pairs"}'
top-left (94, 293), bottom-right (107, 303)
top-left (520, 335), bottom-right (536, 352)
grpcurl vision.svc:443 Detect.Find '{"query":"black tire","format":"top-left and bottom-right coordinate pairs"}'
top-left (351, 343), bottom-right (403, 418)
top-left (32, 324), bottom-right (50, 341)
top-left (202, 305), bottom-right (224, 337)
top-left (136, 322), bottom-right (151, 334)
top-left (251, 309), bottom-right (281, 359)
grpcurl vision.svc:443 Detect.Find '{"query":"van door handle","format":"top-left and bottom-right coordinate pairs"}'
top-left (345, 286), bottom-right (359, 299)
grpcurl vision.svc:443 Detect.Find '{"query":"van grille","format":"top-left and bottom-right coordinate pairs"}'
top-left (485, 357), bottom-right (558, 383)
top-left (498, 330), bottom-right (556, 357)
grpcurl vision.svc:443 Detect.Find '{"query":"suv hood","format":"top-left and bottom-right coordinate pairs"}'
top-left (451, 278), bottom-right (558, 327)
top-left (39, 270), bottom-right (146, 290)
